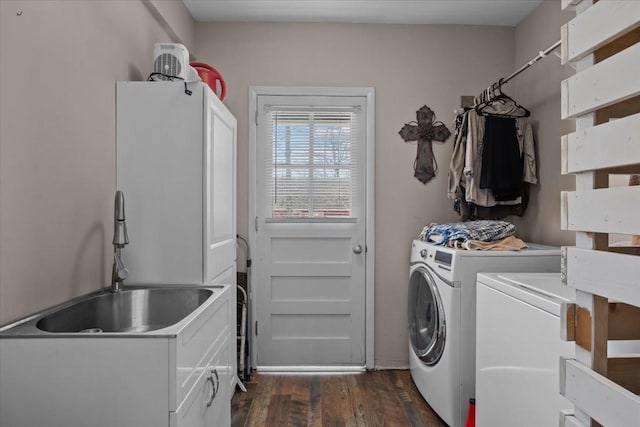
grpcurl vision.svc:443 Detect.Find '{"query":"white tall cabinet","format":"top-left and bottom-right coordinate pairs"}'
top-left (116, 81), bottom-right (237, 426)
top-left (117, 81), bottom-right (236, 288)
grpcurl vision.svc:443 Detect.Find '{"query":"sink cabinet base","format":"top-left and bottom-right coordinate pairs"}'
top-left (0, 286), bottom-right (232, 427)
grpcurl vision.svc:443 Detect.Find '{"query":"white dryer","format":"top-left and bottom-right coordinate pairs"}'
top-left (408, 240), bottom-right (560, 427)
top-left (475, 272), bottom-right (640, 427)
top-left (475, 273), bottom-right (576, 427)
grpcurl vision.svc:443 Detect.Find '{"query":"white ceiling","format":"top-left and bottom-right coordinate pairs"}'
top-left (182, 0), bottom-right (544, 26)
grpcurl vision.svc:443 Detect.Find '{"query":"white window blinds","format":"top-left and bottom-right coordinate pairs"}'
top-left (262, 106), bottom-right (361, 219)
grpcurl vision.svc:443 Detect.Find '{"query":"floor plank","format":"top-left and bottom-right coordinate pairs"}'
top-left (231, 370), bottom-right (447, 427)
top-left (309, 376), bottom-right (323, 427)
top-left (288, 376), bottom-right (310, 427)
top-left (374, 370), bottom-right (412, 426)
top-left (356, 371), bottom-right (385, 427)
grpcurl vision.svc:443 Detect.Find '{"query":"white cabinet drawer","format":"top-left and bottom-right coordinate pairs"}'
top-left (174, 285), bottom-right (231, 410)
top-left (171, 333), bottom-right (231, 427)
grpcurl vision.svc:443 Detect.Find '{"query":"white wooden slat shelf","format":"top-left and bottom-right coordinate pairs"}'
top-left (564, 247), bottom-right (640, 308)
top-left (561, 1), bottom-right (640, 425)
top-left (561, 0), bottom-right (640, 64)
top-left (561, 112), bottom-right (640, 174)
top-left (561, 186), bottom-right (640, 235)
top-left (561, 42), bottom-right (640, 119)
top-left (561, 358), bottom-right (640, 427)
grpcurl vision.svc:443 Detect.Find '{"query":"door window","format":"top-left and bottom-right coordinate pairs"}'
top-left (260, 104), bottom-right (362, 220)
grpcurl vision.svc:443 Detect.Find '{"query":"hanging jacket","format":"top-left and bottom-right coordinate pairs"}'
top-left (462, 108), bottom-right (536, 207)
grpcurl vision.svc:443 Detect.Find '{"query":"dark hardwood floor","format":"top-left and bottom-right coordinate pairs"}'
top-left (231, 370), bottom-right (447, 427)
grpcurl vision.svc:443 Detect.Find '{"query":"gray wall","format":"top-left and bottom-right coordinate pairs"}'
top-left (0, 0), bottom-right (195, 325)
top-left (512, 0), bottom-right (576, 246)
top-left (194, 22), bottom-right (515, 367)
top-left (0, 0), bottom-right (575, 368)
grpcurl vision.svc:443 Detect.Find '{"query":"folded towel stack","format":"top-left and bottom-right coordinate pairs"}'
top-left (418, 220), bottom-right (522, 250)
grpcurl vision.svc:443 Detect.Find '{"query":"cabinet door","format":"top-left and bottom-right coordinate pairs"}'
top-left (117, 82), bottom-right (205, 285)
top-left (171, 334), bottom-right (231, 427)
top-left (204, 87), bottom-right (237, 285)
top-left (205, 334), bottom-right (232, 427)
top-left (174, 285), bottom-right (231, 411)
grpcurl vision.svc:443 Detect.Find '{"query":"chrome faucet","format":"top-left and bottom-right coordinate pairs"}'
top-left (111, 190), bottom-right (129, 292)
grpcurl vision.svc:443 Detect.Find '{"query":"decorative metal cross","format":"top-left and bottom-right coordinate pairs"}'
top-left (399, 105), bottom-right (451, 184)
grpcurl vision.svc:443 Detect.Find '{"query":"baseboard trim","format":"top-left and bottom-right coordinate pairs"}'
top-left (257, 365), bottom-right (366, 373)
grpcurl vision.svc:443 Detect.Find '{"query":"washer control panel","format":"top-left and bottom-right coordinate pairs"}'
top-left (434, 250), bottom-right (453, 266)
top-left (415, 246), bottom-right (451, 266)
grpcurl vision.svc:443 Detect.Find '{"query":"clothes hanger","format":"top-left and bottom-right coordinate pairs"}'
top-left (475, 79), bottom-right (531, 118)
top-left (475, 84), bottom-right (496, 111)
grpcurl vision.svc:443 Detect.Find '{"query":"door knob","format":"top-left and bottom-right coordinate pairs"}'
top-left (353, 245), bottom-right (363, 254)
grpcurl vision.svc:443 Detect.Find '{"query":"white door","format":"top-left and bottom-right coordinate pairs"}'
top-left (253, 92), bottom-right (369, 367)
top-left (204, 88), bottom-right (237, 286)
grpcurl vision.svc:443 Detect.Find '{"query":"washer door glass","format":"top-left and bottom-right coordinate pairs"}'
top-left (408, 266), bottom-right (446, 365)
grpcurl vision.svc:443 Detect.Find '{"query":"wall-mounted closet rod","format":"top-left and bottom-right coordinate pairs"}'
top-left (470, 40), bottom-right (562, 107)
top-left (501, 40), bottom-right (562, 85)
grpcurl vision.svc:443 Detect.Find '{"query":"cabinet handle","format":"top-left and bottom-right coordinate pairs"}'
top-left (206, 368), bottom-right (219, 407)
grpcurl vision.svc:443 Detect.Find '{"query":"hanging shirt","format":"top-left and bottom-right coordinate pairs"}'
top-left (480, 115), bottom-right (524, 201)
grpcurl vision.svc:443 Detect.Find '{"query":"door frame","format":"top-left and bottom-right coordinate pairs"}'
top-left (248, 86), bottom-right (375, 369)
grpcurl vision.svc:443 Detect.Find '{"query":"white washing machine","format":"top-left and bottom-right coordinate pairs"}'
top-left (408, 240), bottom-right (561, 427)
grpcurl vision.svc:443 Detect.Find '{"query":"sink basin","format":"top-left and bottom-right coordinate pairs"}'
top-left (35, 288), bottom-right (213, 333)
